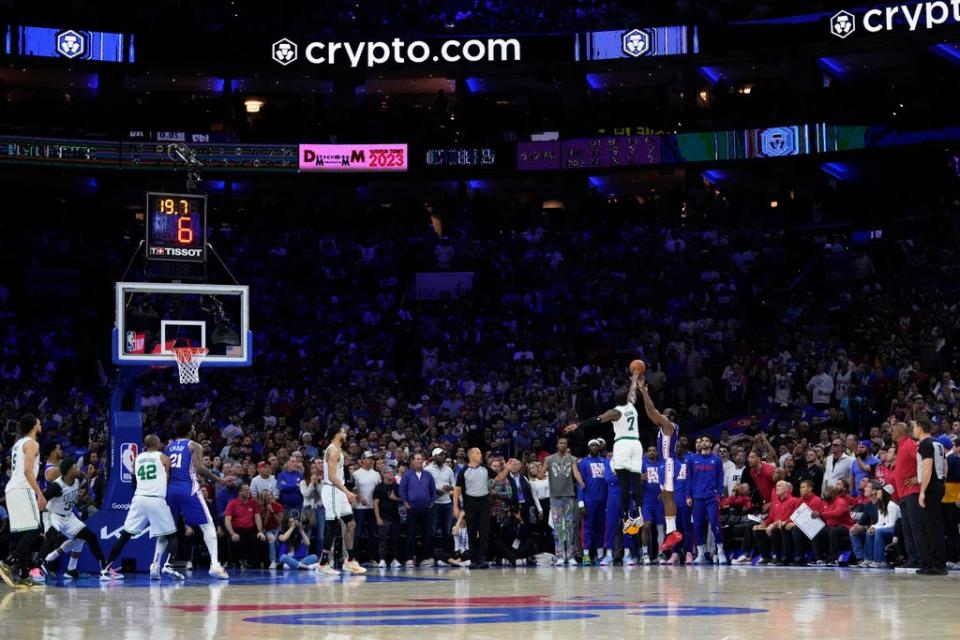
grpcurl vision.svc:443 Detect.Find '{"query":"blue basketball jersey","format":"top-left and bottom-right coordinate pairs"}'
top-left (39, 462), bottom-right (57, 491)
top-left (656, 423), bottom-right (679, 461)
top-left (165, 438), bottom-right (197, 493)
top-left (642, 458), bottom-right (662, 497)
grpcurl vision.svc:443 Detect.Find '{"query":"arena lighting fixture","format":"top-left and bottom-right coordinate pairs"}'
top-left (244, 98), bottom-right (264, 113)
top-left (739, 85), bottom-right (752, 95)
top-left (770, 200), bottom-right (779, 208)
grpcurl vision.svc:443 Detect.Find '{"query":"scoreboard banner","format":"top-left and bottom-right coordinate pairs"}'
top-left (122, 142), bottom-right (297, 171)
top-left (298, 143), bottom-right (408, 171)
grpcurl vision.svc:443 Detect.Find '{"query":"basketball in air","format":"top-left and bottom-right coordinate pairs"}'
top-left (629, 359), bottom-right (646, 375)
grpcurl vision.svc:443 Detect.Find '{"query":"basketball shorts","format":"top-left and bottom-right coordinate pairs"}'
top-left (611, 439), bottom-right (644, 473)
top-left (660, 458), bottom-right (675, 493)
top-left (6, 487), bottom-right (41, 533)
top-left (321, 484), bottom-right (353, 520)
top-left (48, 512), bottom-right (86, 540)
top-left (124, 495), bottom-right (177, 538)
top-left (641, 493), bottom-right (665, 525)
top-left (167, 487), bottom-right (213, 527)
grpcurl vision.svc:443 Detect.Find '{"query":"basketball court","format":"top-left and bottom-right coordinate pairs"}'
top-left (1, 567), bottom-right (957, 639)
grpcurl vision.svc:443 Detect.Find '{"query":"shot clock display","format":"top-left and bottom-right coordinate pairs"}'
top-left (145, 192), bottom-right (207, 262)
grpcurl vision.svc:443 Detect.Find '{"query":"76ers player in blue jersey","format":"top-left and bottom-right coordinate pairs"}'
top-left (638, 380), bottom-right (684, 553)
top-left (166, 420), bottom-right (229, 579)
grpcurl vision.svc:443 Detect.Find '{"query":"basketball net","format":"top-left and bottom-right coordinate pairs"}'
top-left (173, 347), bottom-right (208, 384)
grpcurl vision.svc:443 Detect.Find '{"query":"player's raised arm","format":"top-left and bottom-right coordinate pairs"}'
top-left (626, 372), bottom-right (640, 405)
top-left (564, 408), bottom-right (623, 433)
top-left (638, 380), bottom-right (672, 430)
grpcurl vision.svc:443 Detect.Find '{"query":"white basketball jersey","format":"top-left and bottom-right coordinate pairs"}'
top-left (323, 444), bottom-right (344, 486)
top-left (47, 477), bottom-right (80, 517)
top-left (612, 403), bottom-right (640, 439)
top-left (7, 437), bottom-right (39, 491)
top-left (134, 451), bottom-right (168, 498)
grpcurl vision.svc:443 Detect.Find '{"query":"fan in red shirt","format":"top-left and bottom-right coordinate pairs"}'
top-left (807, 484), bottom-right (854, 565)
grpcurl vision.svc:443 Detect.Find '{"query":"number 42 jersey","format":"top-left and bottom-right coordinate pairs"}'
top-left (134, 450), bottom-right (168, 498)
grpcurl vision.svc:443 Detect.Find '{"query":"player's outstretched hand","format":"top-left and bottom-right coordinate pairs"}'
top-left (563, 424), bottom-right (578, 433)
top-left (637, 380), bottom-right (649, 395)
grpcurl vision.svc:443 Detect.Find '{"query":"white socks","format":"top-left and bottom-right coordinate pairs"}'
top-left (665, 516), bottom-right (677, 534)
top-left (153, 536), bottom-right (168, 566)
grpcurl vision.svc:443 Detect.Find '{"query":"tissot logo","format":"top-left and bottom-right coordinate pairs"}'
top-left (272, 38), bottom-right (298, 65)
top-left (830, 3), bottom-right (960, 38)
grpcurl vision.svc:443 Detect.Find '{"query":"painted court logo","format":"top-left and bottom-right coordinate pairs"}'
top-left (830, 3), bottom-right (960, 38)
top-left (173, 596), bottom-right (766, 626)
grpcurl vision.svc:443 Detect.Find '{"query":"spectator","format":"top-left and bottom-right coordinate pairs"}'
top-left (259, 489), bottom-right (285, 569)
top-left (545, 437), bottom-right (585, 566)
top-left (747, 449), bottom-right (776, 507)
top-left (399, 452), bottom-right (436, 567)
top-left (373, 467), bottom-right (402, 569)
top-left (864, 483), bottom-right (901, 567)
top-left (808, 484), bottom-right (854, 566)
top-left (224, 484), bottom-right (265, 568)
top-left (807, 363), bottom-right (835, 410)
top-left (944, 438), bottom-right (960, 566)
top-left (851, 440), bottom-right (879, 497)
top-left (352, 452), bottom-right (382, 564)
top-left (822, 439), bottom-right (854, 496)
top-left (300, 459), bottom-right (323, 553)
top-left (426, 448), bottom-right (456, 558)
top-left (277, 517), bottom-right (318, 570)
top-left (752, 480), bottom-right (799, 565)
top-left (276, 457), bottom-right (304, 516)
top-left (250, 461), bottom-right (278, 499)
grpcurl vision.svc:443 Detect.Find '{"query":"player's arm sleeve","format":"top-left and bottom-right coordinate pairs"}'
top-left (42, 483), bottom-right (63, 501)
top-left (716, 460), bottom-right (724, 494)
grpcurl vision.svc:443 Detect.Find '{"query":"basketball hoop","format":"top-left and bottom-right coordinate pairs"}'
top-left (172, 347), bottom-right (208, 384)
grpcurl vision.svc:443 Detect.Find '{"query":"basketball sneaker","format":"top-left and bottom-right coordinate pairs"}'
top-left (624, 550), bottom-right (636, 566)
top-left (343, 560), bottom-right (367, 575)
top-left (554, 557), bottom-right (566, 567)
top-left (377, 560), bottom-right (387, 569)
top-left (567, 558), bottom-right (579, 567)
top-left (208, 565), bottom-right (229, 580)
top-left (437, 560), bottom-right (450, 567)
top-left (685, 552), bottom-right (694, 564)
top-left (405, 560), bottom-right (415, 569)
top-left (162, 564), bottom-right (185, 580)
top-left (664, 552), bottom-right (679, 565)
top-left (390, 560), bottom-right (402, 569)
top-left (659, 531), bottom-right (683, 553)
top-left (692, 552), bottom-right (706, 565)
top-left (599, 552), bottom-right (613, 566)
top-left (624, 516), bottom-right (644, 536)
top-left (99, 565), bottom-right (124, 582)
top-left (28, 568), bottom-right (44, 583)
top-left (150, 563), bottom-right (162, 580)
top-left (13, 577), bottom-right (44, 590)
top-left (0, 561), bottom-right (15, 588)
top-left (64, 569), bottom-right (80, 580)
top-left (315, 564), bottom-right (340, 577)
top-left (641, 554), bottom-right (653, 565)
top-left (420, 558), bottom-right (435, 568)
top-left (717, 550), bottom-right (728, 565)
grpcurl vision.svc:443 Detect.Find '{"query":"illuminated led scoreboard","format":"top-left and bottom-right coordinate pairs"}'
top-left (145, 192), bottom-right (207, 262)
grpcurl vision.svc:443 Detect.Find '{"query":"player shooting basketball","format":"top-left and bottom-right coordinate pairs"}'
top-left (565, 370), bottom-right (646, 538)
top-left (637, 379), bottom-right (683, 554)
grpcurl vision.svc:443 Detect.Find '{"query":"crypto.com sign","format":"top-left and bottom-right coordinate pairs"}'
top-left (831, 2), bottom-right (960, 38)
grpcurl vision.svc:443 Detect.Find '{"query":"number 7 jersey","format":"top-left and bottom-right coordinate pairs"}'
top-left (612, 403), bottom-right (640, 441)
top-left (134, 450), bottom-right (168, 498)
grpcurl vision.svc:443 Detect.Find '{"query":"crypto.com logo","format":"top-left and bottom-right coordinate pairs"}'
top-left (830, 10), bottom-right (856, 38)
top-left (830, 3), bottom-right (960, 38)
top-left (272, 38), bottom-right (298, 65)
top-left (621, 29), bottom-right (650, 57)
top-left (56, 29), bottom-right (87, 59)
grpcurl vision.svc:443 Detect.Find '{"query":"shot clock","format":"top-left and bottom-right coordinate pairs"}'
top-left (145, 192), bottom-right (207, 263)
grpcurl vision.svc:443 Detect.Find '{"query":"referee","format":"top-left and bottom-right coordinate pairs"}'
top-left (453, 448), bottom-right (510, 569)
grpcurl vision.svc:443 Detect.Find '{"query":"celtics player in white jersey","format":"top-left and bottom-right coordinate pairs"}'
top-left (101, 435), bottom-right (184, 581)
top-left (0, 414), bottom-right (47, 589)
top-left (316, 424), bottom-right (366, 576)
top-left (565, 372), bottom-right (646, 537)
top-left (37, 458), bottom-right (109, 578)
